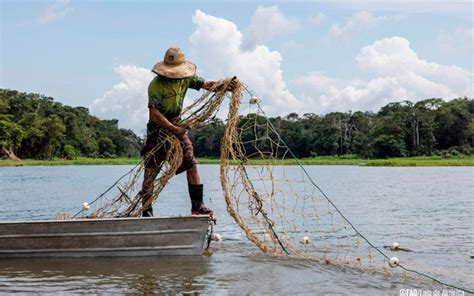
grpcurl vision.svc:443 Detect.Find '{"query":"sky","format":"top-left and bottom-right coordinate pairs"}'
top-left (1, 0), bottom-right (473, 134)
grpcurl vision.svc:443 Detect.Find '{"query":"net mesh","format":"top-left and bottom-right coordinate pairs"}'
top-left (77, 79), bottom-right (235, 218)
top-left (220, 83), bottom-right (390, 271)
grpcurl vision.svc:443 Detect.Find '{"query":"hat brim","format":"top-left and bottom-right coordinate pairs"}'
top-left (152, 61), bottom-right (196, 79)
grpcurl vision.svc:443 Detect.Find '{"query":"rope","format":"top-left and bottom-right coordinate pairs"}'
top-left (240, 164), bottom-right (290, 255)
top-left (71, 159), bottom-right (144, 218)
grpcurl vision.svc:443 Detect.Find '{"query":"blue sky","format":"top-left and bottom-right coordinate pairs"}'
top-left (1, 0), bottom-right (473, 133)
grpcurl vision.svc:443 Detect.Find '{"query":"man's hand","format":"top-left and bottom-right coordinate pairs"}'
top-left (202, 77), bottom-right (238, 92)
top-left (173, 126), bottom-right (187, 138)
top-left (202, 81), bottom-right (216, 91)
top-left (228, 78), bottom-right (238, 92)
top-left (149, 108), bottom-right (188, 138)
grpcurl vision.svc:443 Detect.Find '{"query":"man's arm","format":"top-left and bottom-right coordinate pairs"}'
top-left (202, 81), bottom-right (216, 91)
top-left (149, 108), bottom-right (186, 137)
top-left (201, 78), bottom-right (237, 92)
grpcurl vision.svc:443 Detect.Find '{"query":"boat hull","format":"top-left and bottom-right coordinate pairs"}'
top-left (0, 216), bottom-right (211, 258)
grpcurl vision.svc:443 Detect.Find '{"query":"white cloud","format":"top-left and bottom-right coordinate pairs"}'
top-left (330, 11), bottom-right (386, 43)
top-left (357, 37), bottom-right (472, 94)
top-left (309, 12), bottom-right (326, 25)
top-left (294, 36), bottom-right (473, 114)
top-left (91, 9), bottom-right (302, 132)
top-left (92, 12), bottom-right (472, 132)
top-left (90, 65), bottom-right (154, 132)
top-left (190, 10), bottom-right (302, 115)
top-left (241, 5), bottom-right (299, 51)
top-left (38, 0), bottom-right (74, 24)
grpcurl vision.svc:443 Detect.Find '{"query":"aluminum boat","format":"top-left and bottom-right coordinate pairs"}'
top-left (0, 215), bottom-right (211, 258)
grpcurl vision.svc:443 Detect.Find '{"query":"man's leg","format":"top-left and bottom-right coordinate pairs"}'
top-left (140, 168), bottom-right (160, 217)
top-left (178, 135), bottom-right (212, 215)
top-left (187, 166), bottom-right (212, 215)
top-left (186, 165), bottom-right (200, 185)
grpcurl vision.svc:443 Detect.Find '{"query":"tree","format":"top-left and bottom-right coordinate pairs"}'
top-left (435, 98), bottom-right (472, 150)
top-left (190, 119), bottom-right (225, 157)
top-left (98, 137), bottom-right (116, 157)
top-left (345, 111), bottom-right (372, 157)
top-left (465, 118), bottom-right (474, 147)
top-left (0, 114), bottom-right (24, 160)
top-left (41, 115), bottom-right (66, 159)
top-left (17, 112), bottom-right (47, 159)
top-left (371, 134), bottom-right (406, 158)
top-left (411, 99), bottom-right (442, 155)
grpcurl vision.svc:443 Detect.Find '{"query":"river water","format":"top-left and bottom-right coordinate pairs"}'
top-left (0, 165), bottom-right (472, 295)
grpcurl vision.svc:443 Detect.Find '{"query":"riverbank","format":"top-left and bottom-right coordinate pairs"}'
top-left (0, 157), bottom-right (141, 167)
top-left (1, 155), bottom-right (473, 167)
top-left (199, 155), bottom-right (474, 166)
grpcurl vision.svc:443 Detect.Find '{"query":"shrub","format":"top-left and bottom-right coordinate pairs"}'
top-left (63, 144), bottom-right (77, 160)
top-left (449, 148), bottom-right (460, 156)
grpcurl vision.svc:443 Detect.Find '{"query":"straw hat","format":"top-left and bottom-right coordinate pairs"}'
top-left (152, 47), bottom-right (196, 79)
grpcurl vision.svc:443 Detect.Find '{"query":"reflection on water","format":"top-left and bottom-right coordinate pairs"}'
top-left (0, 165), bottom-right (472, 294)
top-left (0, 256), bottom-right (209, 294)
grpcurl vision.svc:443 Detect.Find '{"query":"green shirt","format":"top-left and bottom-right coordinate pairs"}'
top-left (148, 75), bottom-right (205, 120)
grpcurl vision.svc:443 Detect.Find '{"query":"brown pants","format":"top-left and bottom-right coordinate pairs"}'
top-left (141, 130), bottom-right (196, 174)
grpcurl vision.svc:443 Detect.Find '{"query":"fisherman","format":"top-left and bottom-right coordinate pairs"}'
top-left (139, 47), bottom-right (230, 217)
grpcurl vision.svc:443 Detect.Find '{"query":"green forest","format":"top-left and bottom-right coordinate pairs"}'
top-left (1, 89), bottom-right (473, 161)
top-left (190, 97), bottom-right (474, 158)
top-left (0, 89), bottom-right (142, 160)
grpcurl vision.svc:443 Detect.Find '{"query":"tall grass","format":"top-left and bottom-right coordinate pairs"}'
top-left (2, 155), bottom-right (472, 167)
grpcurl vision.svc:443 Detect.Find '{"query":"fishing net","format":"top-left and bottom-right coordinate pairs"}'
top-left (72, 78), bottom-right (470, 293)
top-left (75, 79), bottom-right (235, 218)
top-left (220, 83), bottom-right (389, 270)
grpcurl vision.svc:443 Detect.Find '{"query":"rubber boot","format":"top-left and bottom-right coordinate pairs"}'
top-left (188, 184), bottom-right (213, 215)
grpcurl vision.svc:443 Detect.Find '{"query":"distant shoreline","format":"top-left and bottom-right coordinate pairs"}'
top-left (1, 155), bottom-right (473, 167)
